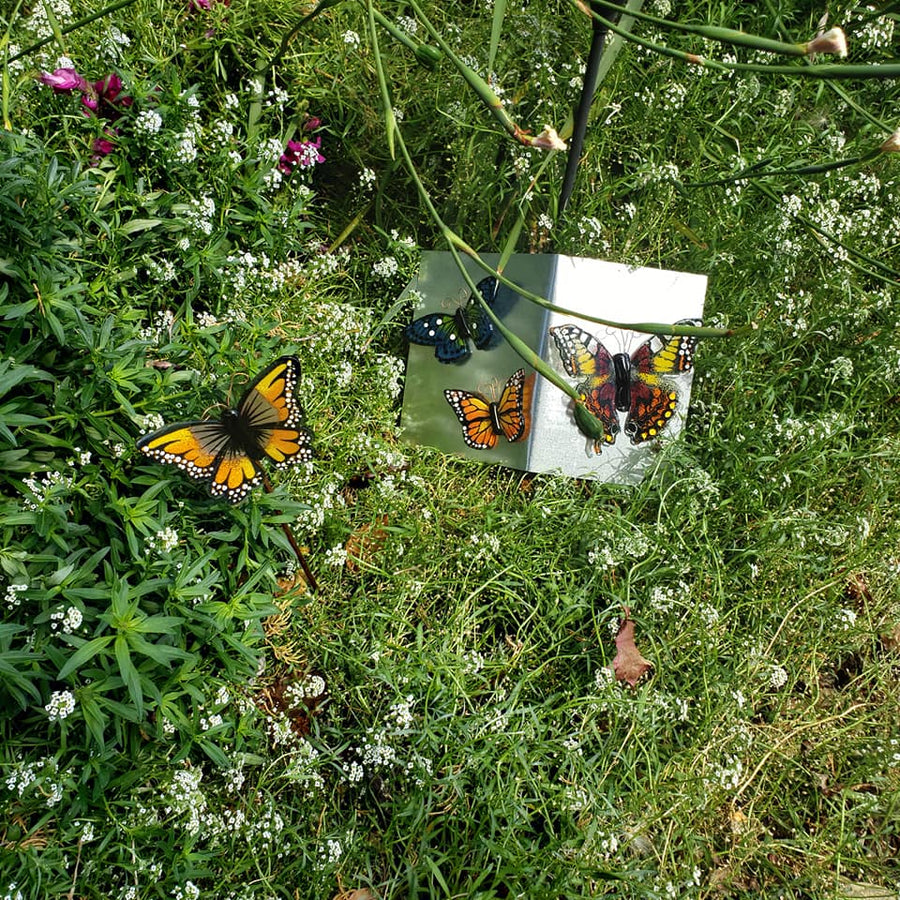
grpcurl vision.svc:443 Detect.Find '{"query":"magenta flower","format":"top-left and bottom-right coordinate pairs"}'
top-left (303, 116), bottom-right (322, 132)
top-left (89, 129), bottom-right (119, 166)
top-left (40, 68), bottom-right (89, 93)
top-left (278, 136), bottom-right (325, 174)
top-left (82, 73), bottom-right (133, 121)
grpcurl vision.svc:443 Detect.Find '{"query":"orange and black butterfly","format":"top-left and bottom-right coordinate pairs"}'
top-left (137, 356), bottom-right (313, 503)
top-left (444, 368), bottom-right (530, 450)
top-left (550, 320), bottom-right (700, 454)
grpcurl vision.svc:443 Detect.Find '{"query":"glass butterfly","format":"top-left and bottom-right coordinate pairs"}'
top-left (405, 275), bottom-right (499, 363)
top-left (444, 368), bottom-right (529, 450)
top-left (137, 355), bottom-right (314, 503)
top-left (550, 320), bottom-right (700, 454)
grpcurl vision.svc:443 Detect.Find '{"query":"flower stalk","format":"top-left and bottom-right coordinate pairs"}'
top-left (572, 0), bottom-right (900, 79)
top-left (406, 0), bottom-right (542, 147)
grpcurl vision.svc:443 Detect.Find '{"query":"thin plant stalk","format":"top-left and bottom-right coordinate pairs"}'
top-left (570, 0), bottom-right (900, 80)
top-left (577, 0), bottom-right (846, 57)
top-left (261, 474), bottom-right (319, 594)
top-left (406, 0), bottom-right (535, 145)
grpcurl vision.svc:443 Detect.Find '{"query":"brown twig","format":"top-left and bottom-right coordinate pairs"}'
top-left (261, 474), bottom-right (319, 594)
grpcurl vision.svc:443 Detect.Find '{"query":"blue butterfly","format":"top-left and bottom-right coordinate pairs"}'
top-left (405, 276), bottom-right (499, 363)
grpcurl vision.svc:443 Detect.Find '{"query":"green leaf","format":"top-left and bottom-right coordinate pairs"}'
top-left (58, 634), bottom-right (114, 679)
top-left (115, 634), bottom-right (142, 718)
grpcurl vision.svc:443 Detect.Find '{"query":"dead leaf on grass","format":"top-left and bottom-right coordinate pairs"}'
top-left (612, 608), bottom-right (653, 687)
top-left (345, 516), bottom-right (389, 572)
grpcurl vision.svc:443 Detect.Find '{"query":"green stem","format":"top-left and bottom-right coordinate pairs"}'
top-left (685, 150), bottom-right (880, 187)
top-left (577, 0), bottom-right (834, 57)
top-left (367, 0), bottom-right (397, 159)
top-left (370, 7), bottom-right (441, 68)
top-left (571, 0), bottom-right (900, 80)
top-left (406, 0), bottom-right (531, 144)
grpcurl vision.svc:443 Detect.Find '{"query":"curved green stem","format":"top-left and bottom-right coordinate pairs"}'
top-left (570, 0), bottom-right (900, 80)
top-left (406, 0), bottom-right (532, 144)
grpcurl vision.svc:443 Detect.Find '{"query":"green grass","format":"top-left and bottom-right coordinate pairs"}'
top-left (2, 0), bottom-right (900, 898)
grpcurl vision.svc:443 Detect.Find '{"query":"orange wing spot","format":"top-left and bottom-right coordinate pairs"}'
top-left (264, 429), bottom-right (302, 462)
top-left (150, 429), bottom-right (217, 466)
top-left (214, 456), bottom-right (256, 489)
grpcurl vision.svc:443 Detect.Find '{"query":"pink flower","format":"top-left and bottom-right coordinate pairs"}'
top-left (40, 68), bottom-right (89, 93)
top-left (90, 130), bottom-right (118, 166)
top-left (304, 116), bottom-right (322, 131)
top-left (880, 128), bottom-right (900, 154)
top-left (278, 136), bottom-right (325, 173)
top-left (188, 0), bottom-right (229, 9)
top-left (530, 124), bottom-right (567, 152)
top-left (83, 73), bottom-right (133, 120)
top-left (805, 26), bottom-right (848, 58)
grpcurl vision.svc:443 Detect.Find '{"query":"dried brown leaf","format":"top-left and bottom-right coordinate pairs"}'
top-left (612, 610), bottom-right (653, 687)
top-left (345, 516), bottom-right (389, 572)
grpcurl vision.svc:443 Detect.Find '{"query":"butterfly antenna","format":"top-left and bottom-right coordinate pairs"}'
top-left (261, 474), bottom-right (320, 594)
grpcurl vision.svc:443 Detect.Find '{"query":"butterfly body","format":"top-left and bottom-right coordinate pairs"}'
top-left (444, 368), bottom-right (529, 450)
top-left (405, 276), bottom-right (498, 363)
top-left (137, 355), bottom-right (313, 503)
top-left (550, 322), bottom-right (699, 453)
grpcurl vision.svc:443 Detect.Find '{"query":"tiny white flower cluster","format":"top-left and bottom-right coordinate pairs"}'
top-left (588, 526), bottom-right (651, 569)
top-left (208, 117), bottom-right (234, 148)
top-left (134, 109), bottom-right (163, 137)
top-left (324, 545), bottom-right (348, 568)
top-left (342, 29), bottom-right (361, 47)
top-left (45, 689), bottom-right (77, 721)
top-left (146, 257), bottom-right (177, 283)
top-left (171, 130), bottom-right (199, 165)
top-left (388, 695), bottom-right (415, 730)
top-left (462, 649), bottom-right (485, 675)
top-left (307, 301), bottom-right (374, 357)
top-left (50, 606), bottom-right (83, 633)
top-left (22, 470), bottom-right (75, 509)
top-left (4, 583), bottom-right (27, 608)
top-left (838, 607), bottom-right (857, 630)
top-left (171, 881), bottom-right (200, 900)
top-left (358, 166), bottom-right (376, 190)
top-left (285, 674), bottom-right (326, 706)
top-left (295, 478), bottom-right (346, 533)
top-left (140, 412), bottom-right (166, 434)
top-left (284, 739), bottom-right (326, 794)
top-left (372, 255), bottom-right (400, 279)
top-left (769, 665), bottom-right (788, 689)
top-left (185, 195), bottom-right (216, 235)
top-left (99, 24), bottom-right (131, 60)
top-left (267, 86), bottom-right (289, 108)
top-left (705, 755), bottom-right (744, 791)
top-left (147, 527), bottom-right (179, 554)
top-left (23, 0), bottom-right (73, 38)
top-left (469, 531), bottom-right (501, 559)
top-left (318, 838), bottom-right (343, 867)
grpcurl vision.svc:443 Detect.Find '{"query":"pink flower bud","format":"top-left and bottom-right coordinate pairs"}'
top-left (880, 128), bottom-right (900, 154)
top-left (530, 125), bottom-right (567, 152)
top-left (805, 27), bottom-right (848, 58)
top-left (40, 68), bottom-right (88, 93)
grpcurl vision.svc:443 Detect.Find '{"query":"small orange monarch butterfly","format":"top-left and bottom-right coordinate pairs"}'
top-left (137, 355), bottom-right (313, 503)
top-left (444, 368), bottom-right (530, 450)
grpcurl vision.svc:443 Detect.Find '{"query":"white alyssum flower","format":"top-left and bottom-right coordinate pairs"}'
top-left (45, 689), bottom-right (76, 721)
